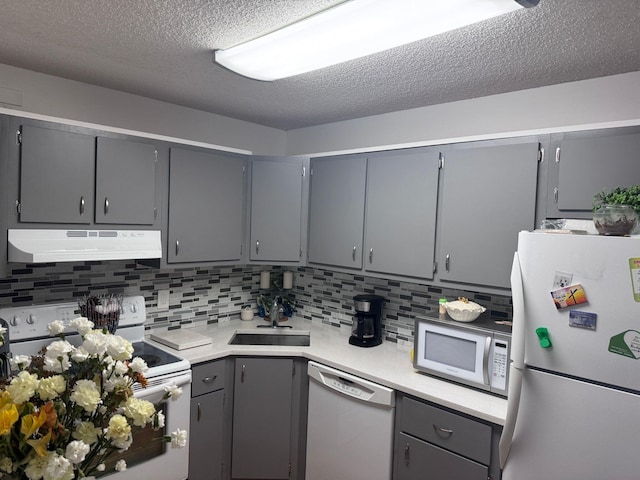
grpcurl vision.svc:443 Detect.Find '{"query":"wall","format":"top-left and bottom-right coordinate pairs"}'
top-left (0, 64), bottom-right (287, 155)
top-left (0, 261), bottom-right (511, 345)
top-left (286, 71), bottom-right (640, 156)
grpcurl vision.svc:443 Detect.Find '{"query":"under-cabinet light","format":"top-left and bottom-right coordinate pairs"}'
top-left (214, 0), bottom-right (539, 81)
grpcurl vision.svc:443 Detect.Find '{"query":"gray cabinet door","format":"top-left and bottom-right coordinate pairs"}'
top-left (365, 149), bottom-right (439, 279)
top-left (168, 148), bottom-right (243, 263)
top-left (307, 155), bottom-right (367, 269)
top-left (95, 137), bottom-right (156, 224)
top-left (395, 433), bottom-right (488, 480)
top-left (547, 129), bottom-right (640, 217)
top-left (438, 142), bottom-right (539, 288)
top-left (190, 390), bottom-right (224, 480)
top-left (250, 158), bottom-right (303, 261)
top-left (19, 124), bottom-right (95, 224)
top-left (232, 358), bottom-right (293, 479)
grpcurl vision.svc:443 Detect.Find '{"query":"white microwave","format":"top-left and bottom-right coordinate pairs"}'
top-left (413, 316), bottom-right (510, 397)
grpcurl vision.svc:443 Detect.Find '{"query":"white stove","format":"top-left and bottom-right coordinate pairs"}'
top-left (0, 295), bottom-right (192, 480)
top-left (0, 295), bottom-right (190, 377)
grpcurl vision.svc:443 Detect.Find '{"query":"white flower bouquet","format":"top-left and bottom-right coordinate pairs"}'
top-left (0, 317), bottom-right (187, 480)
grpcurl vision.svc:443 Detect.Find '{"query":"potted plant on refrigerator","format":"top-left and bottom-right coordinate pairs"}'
top-left (592, 185), bottom-right (640, 235)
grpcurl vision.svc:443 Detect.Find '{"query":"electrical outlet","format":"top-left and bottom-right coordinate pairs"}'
top-left (157, 290), bottom-right (170, 311)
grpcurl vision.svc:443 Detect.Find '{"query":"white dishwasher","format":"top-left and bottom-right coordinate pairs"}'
top-left (305, 361), bottom-right (395, 480)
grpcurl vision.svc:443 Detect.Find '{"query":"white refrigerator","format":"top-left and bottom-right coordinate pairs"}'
top-left (499, 230), bottom-right (640, 480)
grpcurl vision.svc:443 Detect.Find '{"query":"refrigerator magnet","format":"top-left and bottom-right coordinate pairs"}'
top-left (551, 283), bottom-right (588, 309)
top-left (608, 330), bottom-right (640, 359)
top-left (568, 310), bottom-right (597, 330)
top-left (629, 258), bottom-right (640, 302)
top-left (553, 271), bottom-right (573, 288)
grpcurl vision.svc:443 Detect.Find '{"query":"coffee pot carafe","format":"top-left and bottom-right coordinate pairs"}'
top-left (349, 294), bottom-right (385, 347)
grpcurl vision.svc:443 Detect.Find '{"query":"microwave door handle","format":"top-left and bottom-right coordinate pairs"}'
top-left (482, 336), bottom-right (491, 386)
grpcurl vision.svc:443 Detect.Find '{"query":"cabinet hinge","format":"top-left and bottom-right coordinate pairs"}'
top-left (433, 261), bottom-right (437, 274)
top-left (553, 187), bottom-right (559, 204)
top-left (288, 462), bottom-right (292, 477)
top-left (438, 153), bottom-right (444, 169)
top-left (538, 147), bottom-right (544, 163)
top-left (153, 207), bottom-right (157, 219)
top-left (310, 167), bottom-right (313, 176)
top-left (299, 248), bottom-right (303, 259)
top-left (15, 200), bottom-right (21, 215)
top-left (292, 362), bottom-right (296, 377)
top-left (154, 149), bottom-right (158, 162)
top-left (16, 129), bottom-right (22, 145)
top-left (302, 166), bottom-right (306, 177)
top-left (243, 165), bottom-right (246, 174)
top-left (555, 147), bottom-right (561, 163)
top-left (240, 243), bottom-right (243, 256)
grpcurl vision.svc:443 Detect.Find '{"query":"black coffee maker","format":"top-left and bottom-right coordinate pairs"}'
top-left (349, 294), bottom-right (385, 347)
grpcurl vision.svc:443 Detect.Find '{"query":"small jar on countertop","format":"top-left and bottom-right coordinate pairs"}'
top-left (438, 298), bottom-right (447, 315)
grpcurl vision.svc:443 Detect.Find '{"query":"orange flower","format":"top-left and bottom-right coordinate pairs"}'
top-left (41, 402), bottom-right (58, 430)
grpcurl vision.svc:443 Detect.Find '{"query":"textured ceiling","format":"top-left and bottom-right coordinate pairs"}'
top-left (0, 0), bottom-right (639, 131)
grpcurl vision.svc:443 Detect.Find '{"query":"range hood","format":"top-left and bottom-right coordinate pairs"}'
top-left (8, 229), bottom-right (162, 263)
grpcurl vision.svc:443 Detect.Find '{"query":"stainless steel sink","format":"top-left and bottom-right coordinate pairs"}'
top-left (229, 330), bottom-right (310, 346)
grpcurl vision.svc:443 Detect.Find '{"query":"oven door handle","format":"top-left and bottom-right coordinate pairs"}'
top-left (135, 371), bottom-right (192, 399)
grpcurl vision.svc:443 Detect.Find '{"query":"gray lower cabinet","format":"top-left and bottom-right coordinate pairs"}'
top-left (168, 147), bottom-right (244, 263)
top-left (364, 148), bottom-right (439, 279)
top-left (437, 140), bottom-right (540, 289)
top-left (190, 359), bottom-right (232, 480)
top-left (231, 357), bottom-right (307, 479)
top-left (307, 155), bottom-right (367, 269)
top-left (394, 395), bottom-right (501, 480)
top-left (250, 157), bottom-right (305, 262)
top-left (546, 127), bottom-right (640, 218)
top-left (16, 121), bottom-right (158, 225)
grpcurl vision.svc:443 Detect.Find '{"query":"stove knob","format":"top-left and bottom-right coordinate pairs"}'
top-left (10, 315), bottom-right (21, 326)
top-left (27, 314), bottom-right (36, 325)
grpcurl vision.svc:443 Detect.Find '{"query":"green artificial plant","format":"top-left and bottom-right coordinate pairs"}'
top-left (593, 185), bottom-right (640, 216)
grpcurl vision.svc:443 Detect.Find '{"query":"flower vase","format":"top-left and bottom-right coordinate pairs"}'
top-left (593, 204), bottom-right (638, 236)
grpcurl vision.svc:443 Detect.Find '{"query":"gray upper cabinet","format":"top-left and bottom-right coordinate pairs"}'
top-left (364, 149), bottom-right (439, 279)
top-left (307, 155), bottom-right (367, 269)
top-left (437, 141), bottom-right (539, 289)
top-left (168, 147), bottom-right (244, 263)
top-left (95, 137), bottom-right (157, 224)
top-left (546, 128), bottom-right (640, 218)
top-left (18, 123), bottom-right (157, 225)
top-left (19, 124), bottom-right (95, 224)
top-left (250, 158), bottom-right (304, 262)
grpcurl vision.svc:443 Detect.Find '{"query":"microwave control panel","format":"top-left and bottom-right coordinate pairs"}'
top-left (490, 338), bottom-right (509, 392)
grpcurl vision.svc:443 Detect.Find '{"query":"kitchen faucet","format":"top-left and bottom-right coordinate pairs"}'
top-left (257, 295), bottom-right (292, 329)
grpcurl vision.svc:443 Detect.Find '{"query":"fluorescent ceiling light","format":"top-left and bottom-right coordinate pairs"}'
top-left (214, 0), bottom-right (539, 81)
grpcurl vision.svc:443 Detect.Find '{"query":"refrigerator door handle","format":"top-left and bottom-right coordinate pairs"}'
top-left (499, 365), bottom-right (523, 469)
top-left (499, 251), bottom-right (527, 469)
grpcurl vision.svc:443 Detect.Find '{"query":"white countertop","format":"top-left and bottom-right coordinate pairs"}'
top-left (146, 316), bottom-right (508, 425)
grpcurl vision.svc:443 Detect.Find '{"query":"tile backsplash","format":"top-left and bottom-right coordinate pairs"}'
top-left (0, 261), bottom-right (512, 344)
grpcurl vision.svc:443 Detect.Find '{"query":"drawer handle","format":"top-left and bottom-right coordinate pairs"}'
top-left (241, 364), bottom-right (246, 383)
top-left (197, 402), bottom-right (201, 422)
top-left (79, 196), bottom-right (85, 215)
top-left (202, 375), bottom-right (217, 384)
top-left (404, 443), bottom-right (410, 466)
top-left (433, 425), bottom-right (454, 436)
top-left (352, 245), bottom-right (357, 261)
top-left (104, 197), bottom-right (109, 215)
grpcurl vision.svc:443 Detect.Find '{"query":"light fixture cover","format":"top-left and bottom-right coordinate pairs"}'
top-left (214, 0), bottom-right (535, 81)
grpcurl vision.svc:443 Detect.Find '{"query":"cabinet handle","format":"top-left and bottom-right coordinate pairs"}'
top-left (197, 402), bottom-right (201, 422)
top-left (241, 364), bottom-right (246, 383)
top-left (404, 443), bottom-right (410, 466)
top-left (555, 147), bottom-right (561, 163)
top-left (433, 425), bottom-right (454, 436)
top-left (202, 375), bottom-right (217, 384)
top-left (104, 198), bottom-right (109, 215)
top-left (79, 196), bottom-right (85, 215)
top-left (369, 248), bottom-right (374, 263)
top-left (445, 254), bottom-right (450, 272)
top-left (175, 240), bottom-right (180, 256)
top-left (352, 245), bottom-right (357, 261)
top-left (256, 240), bottom-right (260, 255)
